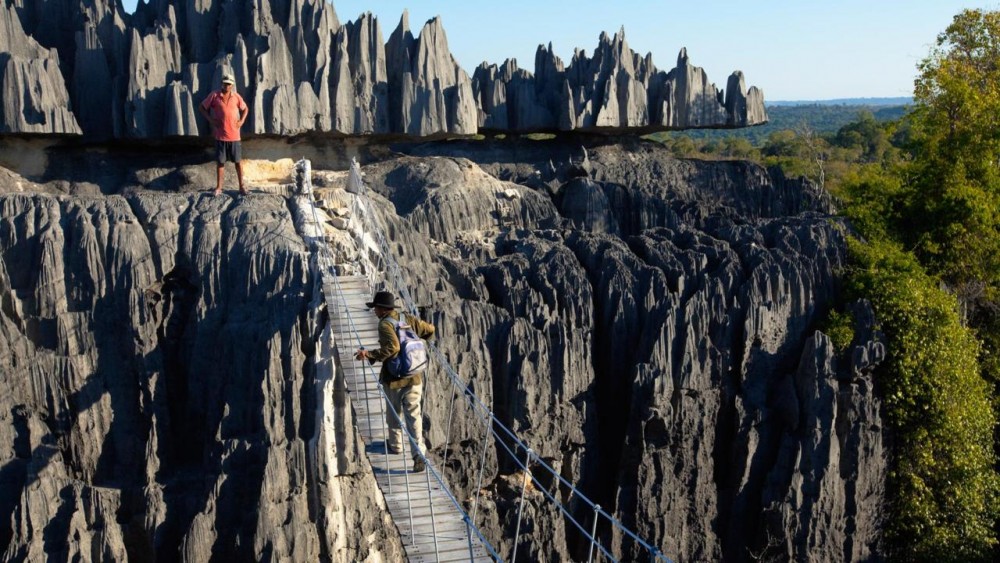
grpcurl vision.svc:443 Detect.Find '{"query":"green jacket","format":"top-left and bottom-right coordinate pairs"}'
top-left (366, 310), bottom-right (435, 390)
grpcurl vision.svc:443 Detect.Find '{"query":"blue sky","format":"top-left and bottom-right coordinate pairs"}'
top-left (120, 0), bottom-right (999, 100)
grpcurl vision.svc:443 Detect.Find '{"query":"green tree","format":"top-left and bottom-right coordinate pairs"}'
top-left (906, 12), bottom-right (1000, 462)
top-left (908, 9), bottom-right (1000, 292)
top-left (760, 129), bottom-right (830, 185)
top-left (833, 110), bottom-right (893, 163)
top-left (826, 11), bottom-right (1000, 560)
top-left (848, 239), bottom-right (999, 561)
top-left (720, 136), bottom-right (756, 159)
top-left (838, 165), bottom-right (907, 240)
top-left (762, 129), bottom-right (805, 157)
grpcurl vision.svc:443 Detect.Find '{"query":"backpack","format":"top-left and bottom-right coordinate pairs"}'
top-left (384, 316), bottom-right (429, 379)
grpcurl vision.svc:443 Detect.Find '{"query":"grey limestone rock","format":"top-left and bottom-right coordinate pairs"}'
top-left (125, 6), bottom-right (184, 137)
top-left (253, 26), bottom-right (298, 135)
top-left (726, 70), bottom-right (767, 127)
top-left (73, 25), bottom-right (117, 139)
top-left (183, 0), bottom-right (222, 63)
top-left (338, 140), bottom-right (883, 562)
top-left (756, 327), bottom-right (885, 562)
top-left (343, 13), bottom-right (390, 134)
top-left (472, 61), bottom-right (511, 129)
top-left (473, 31), bottom-right (766, 133)
top-left (0, 140), bottom-right (886, 560)
top-left (0, 191), bottom-right (403, 561)
top-left (656, 47), bottom-right (730, 128)
top-left (256, 0), bottom-right (341, 135)
top-left (0, 2), bottom-right (81, 134)
top-left (1, 0), bottom-right (764, 138)
top-left (329, 29), bottom-right (355, 132)
top-left (164, 80), bottom-right (200, 136)
top-left (328, 12), bottom-right (389, 134)
top-left (386, 13), bottom-right (477, 136)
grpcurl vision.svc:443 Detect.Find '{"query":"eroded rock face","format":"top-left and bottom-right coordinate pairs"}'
top-left (349, 140), bottom-right (884, 562)
top-left (0, 0), bottom-right (765, 139)
top-left (0, 192), bottom-right (402, 561)
top-left (0, 2), bottom-right (82, 134)
top-left (0, 139), bottom-right (884, 562)
top-left (473, 34), bottom-right (769, 132)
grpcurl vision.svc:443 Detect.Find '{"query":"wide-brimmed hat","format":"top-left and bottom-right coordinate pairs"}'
top-left (222, 74), bottom-right (235, 85)
top-left (366, 291), bottom-right (396, 309)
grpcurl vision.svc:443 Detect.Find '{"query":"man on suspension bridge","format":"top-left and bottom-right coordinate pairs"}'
top-left (355, 291), bottom-right (435, 472)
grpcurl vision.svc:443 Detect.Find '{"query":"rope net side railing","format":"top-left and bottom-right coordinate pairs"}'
top-left (340, 158), bottom-right (675, 563)
top-left (295, 159), bottom-right (500, 562)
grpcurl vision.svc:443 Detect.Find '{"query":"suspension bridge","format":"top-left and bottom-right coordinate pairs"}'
top-left (296, 158), bottom-right (674, 563)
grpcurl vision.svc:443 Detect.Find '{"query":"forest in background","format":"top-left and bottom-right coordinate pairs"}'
top-left (652, 10), bottom-right (1000, 562)
top-left (653, 101), bottom-right (908, 145)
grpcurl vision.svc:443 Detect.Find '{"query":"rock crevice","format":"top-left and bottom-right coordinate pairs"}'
top-left (0, 138), bottom-right (883, 561)
top-left (0, 0), bottom-right (765, 139)
top-left (0, 192), bottom-right (400, 561)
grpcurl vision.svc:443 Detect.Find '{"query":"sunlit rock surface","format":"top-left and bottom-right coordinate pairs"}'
top-left (0, 0), bottom-right (765, 139)
top-left (0, 132), bottom-right (882, 561)
top-left (0, 2), bottom-right (82, 135)
top-left (0, 190), bottom-right (404, 561)
top-left (379, 140), bottom-right (883, 561)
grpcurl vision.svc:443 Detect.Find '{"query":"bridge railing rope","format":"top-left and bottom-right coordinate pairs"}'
top-left (296, 159), bottom-right (501, 561)
top-left (342, 158), bottom-right (674, 563)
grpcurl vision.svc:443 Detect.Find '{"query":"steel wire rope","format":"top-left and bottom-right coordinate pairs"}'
top-left (350, 160), bottom-right (676, 562)
top-left (304, 167), bottom-right (420, 548)
top-left (320, 159), bottom-right (502, 561)
top-left (348, 158), bottom-right (674, 562)
top-left (441, 379), bottom-right (461, 469)
top-left (487, 420), bottom-right (616, 562)
top-left (346, 179), bottom-right (434, 548)
top-left (371, 229), bottom-right (674, 562)
top-left (587, 504), bottom-right (602, 563)
top-left (488, 416), bottom-right (653, 549)
top-left (378, 377), bottom-right (500, 558)
top-left (311, 192), bottom-right (418, 548)
top-left (424, 450), bottom-right (441, 556)
top-left (351, 169), bottom-right (502, 526)
top-left (358, 191), bottom-right (502, 560)
top-left (379, 383), bottom-right (500, 558)
top-left (375, 275), bottom-right (659, 558)
top-left (298, 159), bottom-right (390, 462)
top-left (511, 447), bottom-right (533, 563)
top-left (487, 411), bottom-right (672, 561)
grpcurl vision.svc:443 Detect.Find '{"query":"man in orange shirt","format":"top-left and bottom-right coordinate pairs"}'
top-left (199, 73), bottom-right (248, 196)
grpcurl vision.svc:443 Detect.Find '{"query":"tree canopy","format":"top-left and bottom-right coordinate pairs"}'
top-left (908, 9), bottom-right (1000, 291)
top-left (649, 9), bottom-right (1000, 560)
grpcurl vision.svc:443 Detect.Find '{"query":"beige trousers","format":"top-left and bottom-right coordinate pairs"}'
top-left (385, 380), bottom-right (425, 457)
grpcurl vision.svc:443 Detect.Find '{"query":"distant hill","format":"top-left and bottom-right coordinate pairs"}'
top-left (768, 97), bottom-right (913, 107)
top-left (655, 101), bottom-right (910, 144)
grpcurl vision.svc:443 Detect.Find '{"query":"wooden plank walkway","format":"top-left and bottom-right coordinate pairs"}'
top-left (322, 274), bottom-right (493, 562)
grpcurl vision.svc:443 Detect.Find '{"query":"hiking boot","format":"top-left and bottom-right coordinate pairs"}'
top-left (387, 444), bottom-right (402, 455)
top-left (412, 457), bottom-right (425, 473)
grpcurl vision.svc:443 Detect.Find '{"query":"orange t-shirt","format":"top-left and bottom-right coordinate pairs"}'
top-left (200, 91), bottom-right (247, 141)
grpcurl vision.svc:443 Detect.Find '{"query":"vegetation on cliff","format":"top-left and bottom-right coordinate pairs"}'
top-left (847, 240), bottom-right (997, 560)
top-left (657, 8), bottom-right (1000, 560)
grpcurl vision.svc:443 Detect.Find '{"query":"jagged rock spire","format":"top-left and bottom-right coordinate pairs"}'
top-left (0, 0), bottom-right (766, 138)
top-left (0, 1), bottom-right (82, 134)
